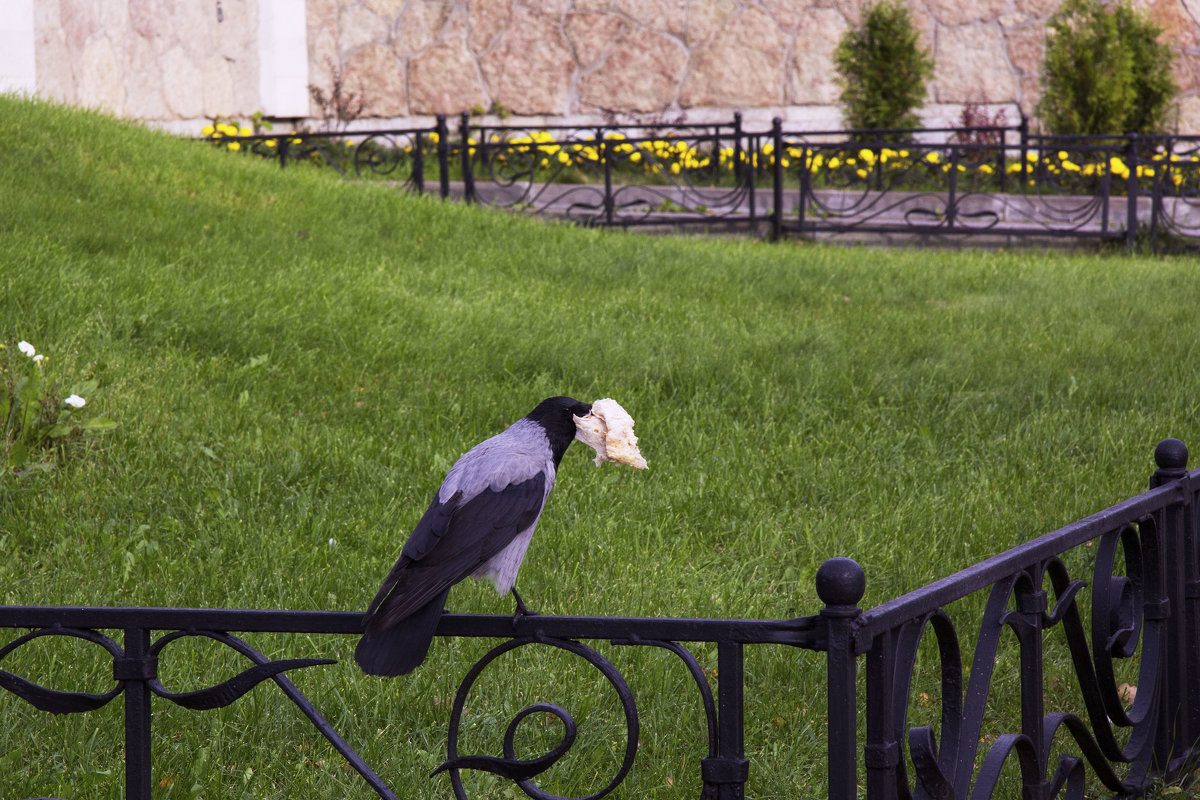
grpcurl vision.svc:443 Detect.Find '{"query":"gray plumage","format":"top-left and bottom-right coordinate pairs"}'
top-left (355, 396), bottom-right (592, 677)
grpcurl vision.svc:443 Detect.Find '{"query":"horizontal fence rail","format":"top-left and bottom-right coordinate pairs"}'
top-left (205, 114), bottom-right (1200, 251)
top-left (3, 439), bottom-right (1199, 798)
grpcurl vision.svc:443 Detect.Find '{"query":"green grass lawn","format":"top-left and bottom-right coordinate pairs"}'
top-left (2, 95), bottom-right (1200, 798)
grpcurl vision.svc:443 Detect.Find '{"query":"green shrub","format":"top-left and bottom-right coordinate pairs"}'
top-left (833, 0), bottom-right (934, 133)
top-left (1036, 0), bottom-right (1177, 135)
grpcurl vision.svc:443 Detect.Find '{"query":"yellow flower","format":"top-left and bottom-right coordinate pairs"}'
top-left (227, 142), bottom-right (241, 151)
top-left (557, 151), bottom-right (571, 164)
top-left (239, 127), bottom-right (252, 137)
top-left (924, 152), bottom-right (940, 164)
top-left (201, 125), bottom-right (215, 136)
top-left (858, 148), bottom-right (876, 165)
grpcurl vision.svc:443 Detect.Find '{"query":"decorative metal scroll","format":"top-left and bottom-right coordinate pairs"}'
top-left (859, 504), bottom-right (1189, 800)
top-left (0, 621), bottom-right (400, 800)
top-left (435, 636), bottom-right (638, 799)
top-left (464, 122), bottom-right (758, 227)
top-left (781, 136), bottom-right (1131, 240)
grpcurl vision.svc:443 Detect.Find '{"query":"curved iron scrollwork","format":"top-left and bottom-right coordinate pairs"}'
top-left (435, 635), bottom-right (638, 800)
top-left (353, 132), bottom-right (425, 188)
top-left (879, 516), bottom-right (1164, 799)
top-left (0, 625), bottom-right (333, 715)
top-left (0, 626), bottom-right (125, 714)
top-left (466, 124), bottom-right (755, 227)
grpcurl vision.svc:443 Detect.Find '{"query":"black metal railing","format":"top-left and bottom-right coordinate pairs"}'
top-left (205, 114), bottom-right (1200, 251)
top-left (3, 438), bottom-right (1199, 798)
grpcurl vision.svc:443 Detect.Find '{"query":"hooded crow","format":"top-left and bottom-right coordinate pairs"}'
top-left (355, 396), bottom-right (594, 677)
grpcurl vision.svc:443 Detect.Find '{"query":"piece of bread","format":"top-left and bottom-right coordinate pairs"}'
top-left (573, 398), bottom-right (648, 469)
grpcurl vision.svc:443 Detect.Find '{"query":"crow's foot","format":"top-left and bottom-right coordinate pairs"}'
top-left (511, 587), bottom-right (538, 627)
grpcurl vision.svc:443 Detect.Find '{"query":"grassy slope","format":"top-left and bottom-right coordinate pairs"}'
top-left (2, 95), bottom-right (1199, 797)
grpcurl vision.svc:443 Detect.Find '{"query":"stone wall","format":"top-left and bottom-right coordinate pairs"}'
top-left (20, 0), bottom-right (1200, 133)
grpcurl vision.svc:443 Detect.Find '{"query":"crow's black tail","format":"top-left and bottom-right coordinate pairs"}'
top-left (354, 587), bottom-right (451, 677)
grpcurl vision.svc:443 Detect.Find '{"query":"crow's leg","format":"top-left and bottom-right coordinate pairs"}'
top-left (511, 586), bottom-right (538, 625)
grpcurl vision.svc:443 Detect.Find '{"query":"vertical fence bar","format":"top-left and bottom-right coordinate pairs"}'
top-left (999, 126), bottom-right (1008, 193)
top-left (1152, 439), bottom-right (1192, 775)
top-left (946, 147), bottom-right (959, 230)
top-left (1126, 134), bottom-right (1139, 251)
top-left (1019, 114), bottom-right (1030, 185)
top-left (771, 117), bottom-right (784, 241)
top-left (412, 134), bottom-right (425, 195)
top-left (715, 640), bottom-right (748, 800)
top-left (122, 627), bottom-right (153, 800)
top-left (732, 112), bottom-right (744, 188)
top-left (459, 112), bottom-right (475, 204)
top-left (747, 132), bottom-right (757, 227)
top-left (818, 558), bottom-right (866, 800)
top-left (603, 136), bottom-right (614, 227)
top-left (436, 114), bottom-right (450, 200)
top-left (864, 630), bottom-right (901, 800)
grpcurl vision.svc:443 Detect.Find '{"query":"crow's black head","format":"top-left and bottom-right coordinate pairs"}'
top-left (527, 396), bottom-right (592, 466)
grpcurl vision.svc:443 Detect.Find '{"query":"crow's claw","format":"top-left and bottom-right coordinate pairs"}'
top-left (511, 587), bottom-right (539, 627)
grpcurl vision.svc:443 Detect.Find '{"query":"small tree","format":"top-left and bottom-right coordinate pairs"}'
top-left (834, 0), bottom-right (934, 132)
top-left (1036, 0), bottom-right (1176, 135)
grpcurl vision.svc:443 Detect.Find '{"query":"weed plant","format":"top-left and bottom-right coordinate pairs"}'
top-left (3, 95), bottom-right (1200, 798)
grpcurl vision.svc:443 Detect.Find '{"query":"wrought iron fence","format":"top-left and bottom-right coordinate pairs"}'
top-left (2, 438), bottom-right (1199, 798)
top-left (205, 114), bottom-right (1200, 251)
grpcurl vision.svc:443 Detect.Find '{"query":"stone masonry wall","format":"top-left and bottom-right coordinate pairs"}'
top-left (27, 0), bottom-right (1200, 133)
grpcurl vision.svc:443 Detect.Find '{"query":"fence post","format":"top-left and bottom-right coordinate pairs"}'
top-left (1126, 134), bottom-right (1139, 251)
top-left (1019, 114), bottom-right (1029, 185)
top-left (120, 627), bottom-right (154, 800)
top-left (413, 133), bottom-right (425, 195)
top-left (436, 114), bottom-right (450, 200)
top-left (771, 117), bottom-right (784, 242)
top-left (732, 111), bottom-right (744, 188)
top-left (460, 112), bottom-right (475, 204)
top-left (603, 136), bottom-right (614, 226)
top-left (1150, 438), bottom-right (1195, 777)
top-left (818, 557), bottom-right (865, 800)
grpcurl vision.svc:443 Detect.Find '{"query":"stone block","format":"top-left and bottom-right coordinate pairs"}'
top-left (680, 6), bottom-right (787, 107)
top-left (579, 27), bottom-right (687, 112)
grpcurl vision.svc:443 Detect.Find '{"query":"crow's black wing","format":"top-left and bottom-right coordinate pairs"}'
top-left (362, 473), bottom-right (547, 636)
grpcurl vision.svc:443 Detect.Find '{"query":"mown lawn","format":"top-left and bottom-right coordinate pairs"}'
top-left (2, 95), bottom-right (1199, 798)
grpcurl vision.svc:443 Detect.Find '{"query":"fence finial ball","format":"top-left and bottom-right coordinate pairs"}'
top-left (816, 557), bottom-right (866, 607)
top-left (1154, 438), bottom-right (1189, 471)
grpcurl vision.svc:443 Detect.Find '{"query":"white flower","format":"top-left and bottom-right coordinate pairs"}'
top-left (328, 538), bottom-right (338, 547)
top-left (32, 354), bottom-right (44, 363)
top-left (64, 394), bottom-right (86, 408)
top-left (18, 341), bottom-right (35, 357)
